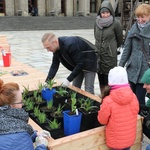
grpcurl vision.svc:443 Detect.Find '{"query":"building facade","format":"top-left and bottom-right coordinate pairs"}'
top-left (0, 0), bottom-right (122, 17)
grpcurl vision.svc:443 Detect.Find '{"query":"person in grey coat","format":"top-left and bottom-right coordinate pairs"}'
top-left (119, 3), bottom-right (150, 105)
top-left (94, 0), bottom-right (123, 93)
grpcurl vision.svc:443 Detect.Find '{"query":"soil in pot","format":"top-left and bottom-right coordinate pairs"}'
top-left (53, 93), bottom-right (70, 108)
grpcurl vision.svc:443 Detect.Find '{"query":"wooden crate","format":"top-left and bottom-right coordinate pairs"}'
top-left (0, 59), bottom-right (142, 150)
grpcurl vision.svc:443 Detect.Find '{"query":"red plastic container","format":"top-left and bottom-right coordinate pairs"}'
top-left (2, 53), bottom-right (11, 67)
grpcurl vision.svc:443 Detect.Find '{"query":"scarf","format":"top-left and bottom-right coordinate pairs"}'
top-left (110, 84), bottom-right (130, 90)
top-left (137, 20), bottom-right (150, 30)
top-left (96, 15), bottom-right (113, 29)
top-left (0, 105), bottom-right (34, 135)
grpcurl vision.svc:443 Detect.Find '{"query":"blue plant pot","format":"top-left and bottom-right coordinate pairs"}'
top-left (41, 88), bottom-right (56, 102)
top-left (63, 110), bottom-right (82, 136)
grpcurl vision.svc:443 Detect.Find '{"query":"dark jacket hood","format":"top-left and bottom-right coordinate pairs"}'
top-left (97, 0), bottom-right (115, 18)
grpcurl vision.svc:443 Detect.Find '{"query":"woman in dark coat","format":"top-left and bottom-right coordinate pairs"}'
top-left (94, 0), bottom-right (123, 93)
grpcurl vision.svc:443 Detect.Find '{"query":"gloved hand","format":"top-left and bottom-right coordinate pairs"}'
top-left (35, 135), bottom-right (48, 147)
top-left (62, 79), bottom-right (70, 87)
top-left (35, 130), bottom-right (51, 147)
top-left (38, 130), bottom-right (51, 137)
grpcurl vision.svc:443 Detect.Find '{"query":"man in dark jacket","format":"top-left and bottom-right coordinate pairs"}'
top-left (41, 33), bottom-right (97, 94)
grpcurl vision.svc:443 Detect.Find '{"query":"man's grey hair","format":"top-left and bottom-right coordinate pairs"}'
top-left (41, 33), bottom-right (56, 43)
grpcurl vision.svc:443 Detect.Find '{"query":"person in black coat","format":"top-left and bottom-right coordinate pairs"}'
top-left (41, 33), bottom-right (97, 94)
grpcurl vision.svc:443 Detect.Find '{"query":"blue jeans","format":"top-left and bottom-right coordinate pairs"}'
top-left (72, 71), bottom-right (95, 94)
top-left (111, 148), bottom-right (130, 150)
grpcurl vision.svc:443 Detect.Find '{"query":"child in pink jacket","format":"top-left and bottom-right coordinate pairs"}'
top-left (97, 66), bottom-right (139, 150)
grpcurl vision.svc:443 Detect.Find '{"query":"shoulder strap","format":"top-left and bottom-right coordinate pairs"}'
top-left (129, 33), bottom-right (150, 67)
top-left (140, 37), bottom-right (150, 67)
top-left (77, 36), bottom-right (98, 54)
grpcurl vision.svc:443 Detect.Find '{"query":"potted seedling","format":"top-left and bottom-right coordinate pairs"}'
top-left (41, 79), bottom-right (56, 102)
top-left (29, 106), bottom-right (40, 121)
top-left (34, 95), bottom-right (46, 107)
top-left (23, 97), bottom-right (34, 112)
top-left (79, 98), bottom-right (100, 130)
top-left (36, 111), bottom-right (47, 128)
top-left (46, 118), bottom-right (63, 139)
top-left (40, 100), bottom-right (56, 119)
top-left (49, 118), bottom-right (61, 129)
top-left (51, 104), bottom-right (64, 118)
top-left (34, 106), bottom-right (40, 117)
top-left (36, 82), bottom-right (45, 93)
top-left (53, 86), bottom-right (70, 107)
top-left (63, 92), bottom-right (82, 136)
top-left (51, 104), bottom-right (65, 128)
top-left (22, 85), bottom-right (30, 99)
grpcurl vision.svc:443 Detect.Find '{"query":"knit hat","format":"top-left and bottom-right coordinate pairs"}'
top-left (108, 66), bottom-right (128, 85)
top-left (141, 68), bottom-right (150, 84)
top-left (100, 7), bottom-right (110, 13)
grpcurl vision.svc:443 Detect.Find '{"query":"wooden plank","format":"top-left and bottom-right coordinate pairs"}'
top-left (48, 116), bottom-right (142, 150)
top-left (28, 118), bottom-right (43, 132)
top-left (0, 58), bottom-right (46, 91)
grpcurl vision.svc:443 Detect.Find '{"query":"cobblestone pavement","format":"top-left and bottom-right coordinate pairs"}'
top-left (0, 16), bottom-right (149, 149)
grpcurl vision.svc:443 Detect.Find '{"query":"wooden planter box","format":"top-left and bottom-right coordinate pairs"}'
top-left (29, 85), bottom-right (143, 150)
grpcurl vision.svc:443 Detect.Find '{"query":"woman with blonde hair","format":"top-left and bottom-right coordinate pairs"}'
top-left (119, 3), bottom-right (150, 105)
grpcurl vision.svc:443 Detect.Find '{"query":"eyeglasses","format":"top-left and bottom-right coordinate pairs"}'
top-left (12, 101), bottom-right (24, 105)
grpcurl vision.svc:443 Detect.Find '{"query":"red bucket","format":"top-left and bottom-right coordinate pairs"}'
top-left (2, 52), bottom-right (11, 67)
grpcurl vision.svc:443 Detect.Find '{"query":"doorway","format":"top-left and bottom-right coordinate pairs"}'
top-left (90, 0), bottom-right (97, 13)
top-left (0, 0), bottom-right (5, 14)
top-left (28, 0), bottom-right (38, 16)
top-left (61, 0), bottom-right (66, 16)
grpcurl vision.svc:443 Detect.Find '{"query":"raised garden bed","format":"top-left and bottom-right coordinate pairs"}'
top-left (23, 85), bottom-right (101, 139)
top-left (23, 84), bottom-right (143, 150)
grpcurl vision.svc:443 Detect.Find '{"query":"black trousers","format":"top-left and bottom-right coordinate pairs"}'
top-left (97, 73), bottom-right (108, 87)
top-left (129, 81), bottom-right (146, 105)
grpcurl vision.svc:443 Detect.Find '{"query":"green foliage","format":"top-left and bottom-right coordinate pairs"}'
top-left (47, 100), bottom-right (53, 109)
top-left (48, 118), bottom-right (61, 129)
top-left (22, 85), bottom-right (29, 99)
top-left (53, 104), bottom-right (64, 117)
top-left (56, 86), bottom-right (68, 97)
top-left (70, 92), bottom-right (77, 113)
top-left (37, 82), bottom-right (44, 93)
top-left (36, 95), bottom-right (43, 103)
top-left (33, 90), bottom-right (38, 98)
top-left (37, 112), bottom-right (47, 124)
top-left (45, 79), bottom-right (56, 90)
top-left (80, 98), bottom-right (98, 112)
top-left (25, 99), bottom-right (34, 111)
top-left (34, 106), bottom-right (40, 117)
